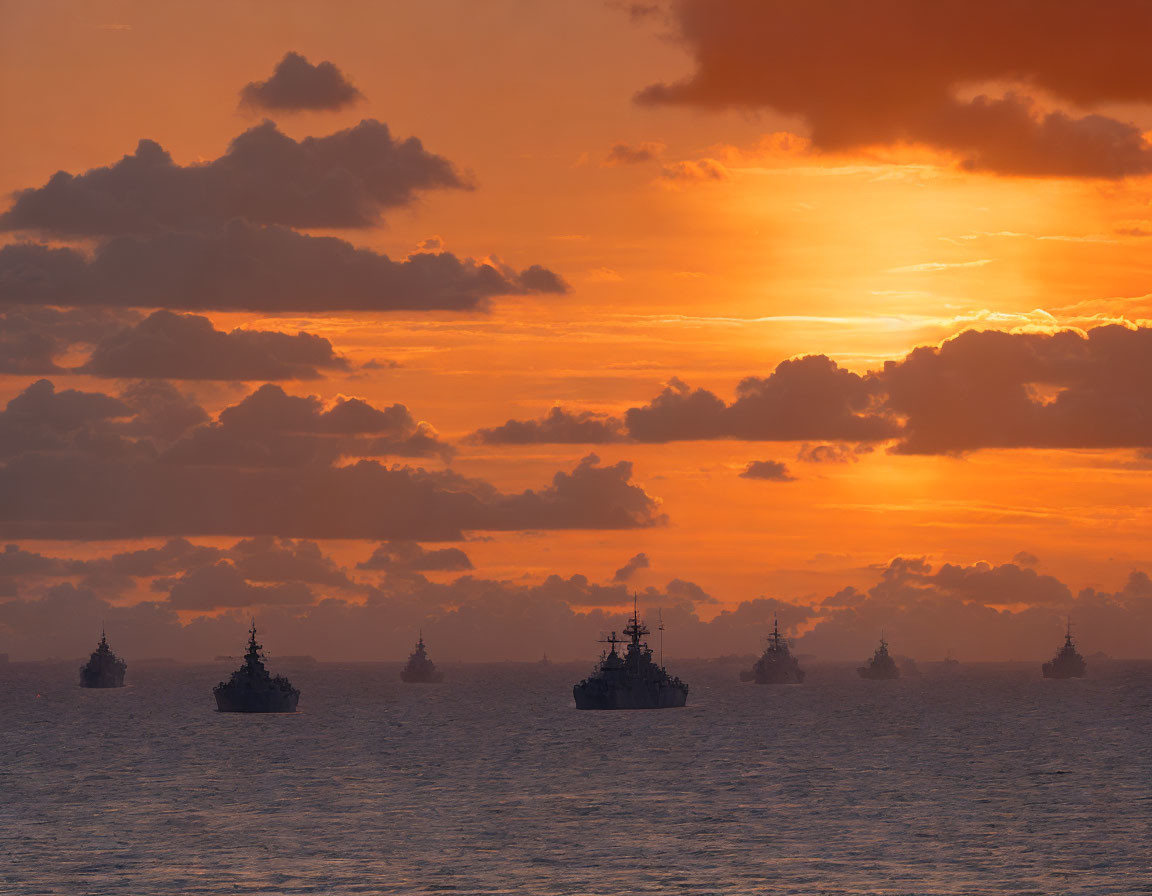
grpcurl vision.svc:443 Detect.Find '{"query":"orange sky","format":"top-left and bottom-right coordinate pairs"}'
top-left (3, 0), bottom-right (1152, 661)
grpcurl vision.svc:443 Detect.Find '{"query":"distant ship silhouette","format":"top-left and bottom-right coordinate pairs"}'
top-left (573, 599), bottom-right (688, 709)
top-left (400, 632), bottom-right (444, 683)
top-left (79, 629), bottom-right (126, 688)
top-left (1042, 619), bottom-right (1087, 679)
top-left (214, 624), bottom-right (300, 712)
top-left (740, 617), bottom-right (804, 684)
top-left (858, 635), bottom-right (901, 680)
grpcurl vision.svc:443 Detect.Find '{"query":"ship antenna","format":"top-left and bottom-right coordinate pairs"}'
top-left (658, 608), bottom-right (664, 668)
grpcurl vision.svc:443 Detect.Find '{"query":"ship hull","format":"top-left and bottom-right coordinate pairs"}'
top-left (1042, 663), bottom-right (1086, 679)
top-left (572, 681), bottom-right (688, 710)
top-left (213, 686), bottom-right (299, 713)
top-left (858, 667), bottom-right (900, 680)
top-left (79, 672), bottom-right (125, 689)
top-left (751, 666), bottom-right (804, 684)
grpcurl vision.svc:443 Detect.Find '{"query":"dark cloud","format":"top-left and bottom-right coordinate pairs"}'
top-left (1014, 551), bottom-right (1040, 567)
top-left (797, 442), bottom-right (871, 464)
top-left (156, 561), bottom-right (315, 610)
top-left (227, 536), bottom-right (357, 587)
top-left (0, 306), bottom-right (136, 375)
top-left (240, 52), bottom-right (363, 112)
top-left (626, 361), bottom-right (897, 442)
top-left (1, 119), bottom-right (465, 235)
top-left (472, 406), bottom-right (626, 444)
top-left (638, 0), bottom-right (1152, 178)
top-left (358, 540), bottom-right (474, 573)
top-left (612, 551), bottom-right (650, 582)
top-left (0, 381), bottom-right (662, 539)
top-left (739, 459), bottom-right (794, 481)
top-left (79, 310), bottom-right (348, 380)
top-left (0, 222), bottom-right (567, 312)
top-left (603, 142), bottom-right (664, 165)
top-left (877, 325), bottom-right (1152, 453)
top-left (164, 383), bottom-right (453, 466)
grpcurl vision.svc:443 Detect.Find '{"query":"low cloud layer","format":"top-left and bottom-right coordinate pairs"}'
top-left (0, 221), bottom-right (567, 313)
top-left (0, 380), bottom-right (661, 540)
top-left (473, 324), bottom-right (1152, 454)
top-left (739, 459), bottom-right (794, 481)
top-left (638, 0), bottom-right (1152, 178)
top-left (1, 119), bottom-right (463, 235)
top-left (240, 52), bottom-right (363, 112)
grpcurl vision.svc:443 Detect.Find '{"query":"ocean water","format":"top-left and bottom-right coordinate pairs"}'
top-left (2, 659), bottom-right (1150, 896)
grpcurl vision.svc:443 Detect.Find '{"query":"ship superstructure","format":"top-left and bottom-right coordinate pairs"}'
top-left (79, 630), bottom-right (126, 688)
top-left (214, 624), bottom-right (300, 713)
top-left (858, 635), bottom-right (901, 680)
top-left (573, 599), bottom-right (688, 709)
top-left (740, 617), bottom-right (804, 684)
top-left (1042, 619), bottom-right (1087, 679)
top-left (400, 632), bottom-right (444, 683)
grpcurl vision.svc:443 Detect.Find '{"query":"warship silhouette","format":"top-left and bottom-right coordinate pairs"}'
top-left (858, 635), bottom-right (901, 680)
top-left (400, 632), bottom-right (444, 683)
top-left (79, 630), bottom-right (126, 688)
top-left (214, 624), bottom-right (300, 712)
top-left (573, 599), bottom-right (688, 709)
top-left (1042, 620), bottom-right (1087, 679)
top-left (740, 617), bottom-right (804, 684)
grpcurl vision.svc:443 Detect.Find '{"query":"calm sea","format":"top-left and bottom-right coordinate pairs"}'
top-left (2, 659), bottom-right (1150, 895)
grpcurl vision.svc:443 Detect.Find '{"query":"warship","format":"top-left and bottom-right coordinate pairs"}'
top-left (79, 630), bottom-right (126, 688)
top-left (1042, 620), bottom-right (1087, 679)
top-left (740, 617), bottom-right (804, 684)
top-left (858, 635), bottom-right (901, 680)
top-left (213, 624), bottom-right (300, 712)
top-left (573, 599), bottom-right (688, 709)
top-left (400, 632), bottom-right (444, 683)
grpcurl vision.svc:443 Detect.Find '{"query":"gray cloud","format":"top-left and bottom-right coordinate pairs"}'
top-left (79, 310), bottom-right (348, 380)
top-left (1, 119), bottom-right (464, 235)
top-left (739, 459), bottom-right (794, 481)
top-left (358, 540), bottom-right (474, 573)
top-left (612, 551), bottom-right (650, 582)
top-left (0, 221), bottom-right (567, 312)
top-left (240, 52), bottom-right (363, 112)
top-left (472, 406), bottom-right (626, 444)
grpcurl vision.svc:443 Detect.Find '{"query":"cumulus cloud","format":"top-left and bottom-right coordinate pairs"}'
top-left (1, 119), bottom-right (465, 235)
top-left (612, 551), bottom-right (650, 582)
top-left (358, 540), bottom-right (474, 573)
top-left (79, 310), bottom-right (348, 380)
top-left (0, 306), bottom-right (135, 375)
top-left (876, 325), bottom-right (1152, 453)
top-left (739, 459), bottom-right (795, 481)
top-left (637, 0), bottom-right (1152, 178)
top-left (472, 406), bottom-right (627, 444)
top-left (157, 561), bottom-right (315, 610)
top-left (0, 221), bottom-right (567, 313)
top-left (626, 362), bottom-right (897, 443)
top-left (658, 159), bottom-right (731, 183)
top-left (603, 141), bottom-right (665, 165)
top-left (0, 381), bottom-right (662, 540)
top-left (240, 52), bottom-right (363, 112)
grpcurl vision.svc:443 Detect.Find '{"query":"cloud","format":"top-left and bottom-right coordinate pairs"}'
top-left (0, 381), bottom-right (662, 539)
top-left (240, 52), bottom-right (363, 112)
top-left (612, 551), bottom-right (650, 582)
top-left (876, 325), bottom-right (1152, 453)
top-left (0, 221), bottom-right (568, 312)
top-left (0, 306), bottom-right (136, 375)
top-left (0, 119), bottom-right (465, 235)
top-left (603, 141), bottom-right (665, 165)
top-left (157, 561), bottom-right (315, 610)
top-left (472, 406), bottom-right (627, 444)
top-left (658, 159), bottom-right (731, 183)
top-left (739, 459), bottom-right (795, 481)
top-left (625, 362), bottom-right (898, 442)
top-left (227, 536), bottom-right (357, 587)
top-left (357, 540), bottom-right (473, 573)
top-left (1014, 551), bottom-right (1040, 567)
top-left (79, 310), bottom-right (348, 380)
top-left (797, 443), bottom-right (871, 464)
top-left (637, 0), bottom-right (1152, 178)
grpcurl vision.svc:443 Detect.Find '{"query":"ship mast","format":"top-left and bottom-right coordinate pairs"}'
top-left (658, 608), bottom-right (664, 667)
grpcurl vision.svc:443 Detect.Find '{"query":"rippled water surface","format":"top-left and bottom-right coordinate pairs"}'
top-left (2, 660), bottom-right (1151, 895)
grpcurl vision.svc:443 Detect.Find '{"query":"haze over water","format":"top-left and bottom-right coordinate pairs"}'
top-left (4, 661), bottom-right (1150, 895)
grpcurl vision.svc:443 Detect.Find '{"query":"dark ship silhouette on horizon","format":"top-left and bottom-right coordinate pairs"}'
top-left (400, 633), bottom-right (444, 683)
top-left (858, 635), bottom-right (901, 680)
top-left (741, 618), bottom-right (804, 684)
top-left (79, 630), bottom-right (126, 688)
top-left (214, 624), bottom-right (300, 713)
top-left (573, 600), bottom-right (688, 709)
top-left (1042, 620), bottom-right (1087, 679)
